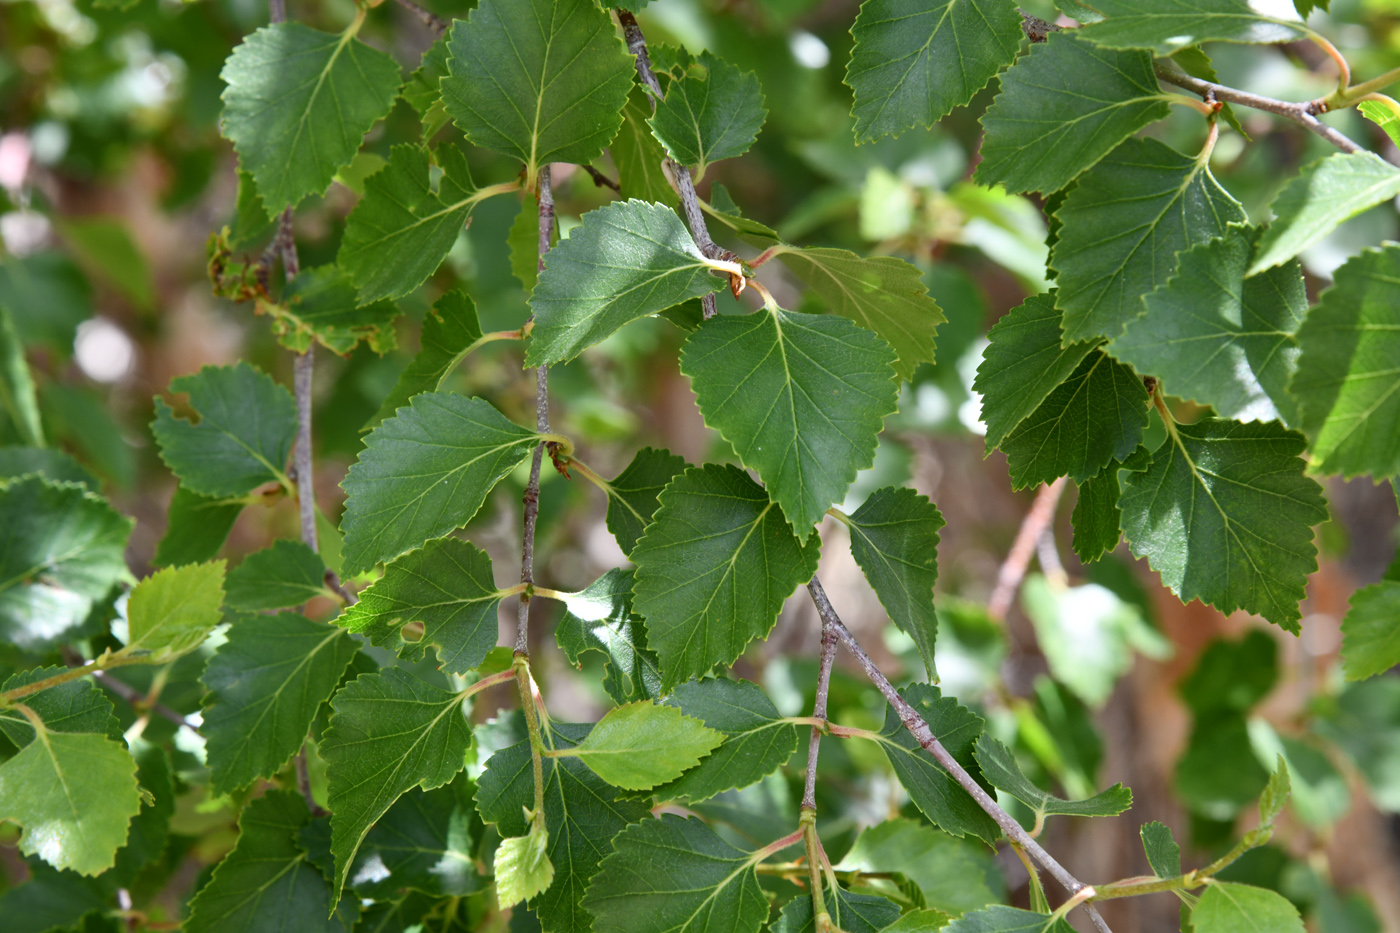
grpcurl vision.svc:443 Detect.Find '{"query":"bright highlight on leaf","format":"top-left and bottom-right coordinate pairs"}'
top-left (1077, 0), bottom-right (1306, 53)
top-left (648, 51), bottom-right (767, 180)
top-left (124, 561), bottom-right (226, 663)
top-left (556, 568), bottom-right (664, 704)
top-left (555, 701), bottom-right (722, 790)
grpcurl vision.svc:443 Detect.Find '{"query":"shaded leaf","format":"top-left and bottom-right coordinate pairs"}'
top-left (0, 305), bottom-right (42, 446)
top-left (658, 677), bottom-right (800, 803)
top-left (973, 735), bottom-right (1132, 821)
top-left (153, 486), bottom-right (243, 567)
top-left (1141, 821), bottom-right (1181, 878)
top-left (226, 539), bottom-right (330, 611)
top-left (838, 819), bottom-right (999, 917)
top-left (0, 447), bottom-right (96, 489)
top-left (367, 289), bottom-right (484, 431)
top-left (943, 906), bottom-right (1075, 933)
top-left (402, 36), bottom-right (449, 138)
top-left (602, 446), bottom-right (689, 557)
top-left (772, 886), bottom-right (901, 933)
top-left (269, 265), bottom-right (400, 356)
top-left (612, 88), bottom-right (678, 207)
top-left (1071, 446), bottom-right (1152, 563)
top-left (556, 568), bottom-right (664, 705)
top-left (0, 667), bottom-right (120, 747)
top-left (348, 782), bottom-right (481, 898)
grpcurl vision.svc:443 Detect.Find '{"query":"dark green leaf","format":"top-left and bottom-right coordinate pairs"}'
top-left (648, 51), bottom-right (767, 179)
top-left (1077, 0), bottom-right (1305, 54)
top-left (153, 486), bottom-right (244, 567)
top-left (1071, 447), bottom-right (1151, 563)
top-left (942, 906), bottom-right (1075, 933)
top-left (226, 539), bottom-right (331, 611)
top-left (772, 886), bottom-right (901, 933)
top-left (973, 735), bottom-right (1132, 820)
top-left (658, 677), bottom-right (801, 803)
top-left (1180, 630), bottom-right (1278, 716)
top-left (0, 446), bottom-right (97, 489)
top-left (556, 568), bottom-right (664, 704)
top-left (602, 447), bottom-right (689, 557)
top-left (348, 782), bottom-right (481, 898)
top-left (1175, 714), bottom-right (1269, 818)
top-left (0, 252), bottom-right (91, 353)
top-left (612, 88), bottom-right (678, 207)
top-left (837, 819), bottom-right (999, 917)
top-left (402, 36), bottom-right (450, 138)
top-left (0, 863), bottom-right (106, 933)
top-left (366, 289), bottom-right (483, 431)
top-left (1341, 581), bottom-right (1400, 680)
top-left (1140, 821), bottom-right (1180, 878)
top-left (1190, 881), bottom-right (1305, 933)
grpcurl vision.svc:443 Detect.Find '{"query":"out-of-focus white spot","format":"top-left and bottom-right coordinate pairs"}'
top-left (0, 211), bottom-right (52, 256)
top-left (353, 853), bottom-right (393, 888)
top-left (75, 318), bottom-right (136, 383)
top-left (0, 133), bottom-right (31, 193)
top-left (30, 122), bottom-right (69, 166)
top-left (790, 31), bottom-right (830, 69)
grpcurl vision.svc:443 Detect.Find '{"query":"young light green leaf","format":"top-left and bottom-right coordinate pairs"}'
top-left (268, 265), bottom-right (400, 356)
top-left (879, 909), bottom-right (958, 932)
top-left (1077, 0), bottom-right (1305, 54)
top-left (1341, 581), bottom-right (1400, 681)
top-left (976, 34), bottom-right (1170, 195)
top-left (973, 735), bottom-right (1132, 822)
top-left (0, 305), bottom-right (42, 447)
top-left (323, 668), bottom-right (471, 903)
top-left (201, 613), bottom-right (358, 795)
top-left (837, 819), bottom-right (999, 917)
top-left (152, 362), bottom-right (297, 497)
top-left (942, 905), bottom-right (1076, 933)
top-left (0, 476), bottom-right (131, 650)
top-left (632, 464), bottom-right (821, 690)
top-left (1051, 137), bottom-right (1246, 343)
top-left (153, 486), bottom-right (244, 567)
top-left (772, 886), bottom-right (901, 933)
top-left (1359, 100), bottom-right (1400, 148)
top-left (348, 783), bottom-right (481, 898)
top-left (683, 308), bottom-right (899, 537)
top-left (1190, 882), bottom-right (1305, 933)
top-left (339, 536), bottom-right (506, 675)
top-left (1250, 152), bottom-right (1400, 275)
top-left (1291, 244), bottom-right (1400, 478)
top-left (581, 814), bottom-right (769, 933)
top-left (496, 818), bottom-right (555, 909)
top-left (339, 392), bottom-right (541, 575)
top-left (0, 724), bottom-right (141, 876)
top-left (185, 790), bottom-right (350, 933)
top-left (225, 539), bottom-right (330, 611)
top-left (657, 677), bottom-right (800, 803)
top-left (649, 51), bottom-right (767, 179)
top-left (366, 289), bottom-right (484, 431)
top-left (845, 487), bottom-right (944, 682)
top-left (557, 701), bottom-right (722, 790)
top-left (775, 247), bottom-right (946, 381)
top-left (124, 561), bottom-right (225, 662)
top-left (845, 0), bottom-right (1022, 143)
top-left (1259, 755), bottom-right (1291, 827)
top-left (1140, 821), bottom-right (1181, 878)
top-left (402, 35), bottom-right (449, 138)
top-left (527, 199), bottom-right (727, 366)
top-left (1112, 225), bottom-right (1306, 425)
top-left (603, 446), bottom-right (689, 557)
top-left (556, 568), bottom-right (664, 704)
top-left (0, 446), bottom-right (96, 489)
top-left (0, 668), bottom-right (120, 747)
top-left (220, 22), bottom-right (401, 213)
top-left (612, 88), bottom-right (678, 207)
top-left (1120, 419), bottom-right (1327, 632)
top-left (441, 0), bottom-right (635, 184)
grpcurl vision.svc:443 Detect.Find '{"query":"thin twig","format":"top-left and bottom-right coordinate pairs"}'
top-left (801, 620), bottom-right (838, 811)
top-left (581, 163), bottom-right (621, 192)
top-left (59, 646), bottom-right (192, 729)
top-left (988, 478), bottom-right (1067, 622)
top-left (391, 0), bottom-right (447, 35)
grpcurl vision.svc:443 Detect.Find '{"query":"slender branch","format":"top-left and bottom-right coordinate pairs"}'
top-left (1340, 66), bottom-right (1400, 103)
top-left (58, 646), bottom-right (192, 728)
top-left (988, 477), bottom-right (1067, 622)
top-left (581, 163), bottom-right (621, 192)
top-left (515, 656), bottom-right (548, 819)
top-left (801, 621), bottom-right (837, 811)
top-left (293, 350), bottom-right (318, 553)
top-left (391, 0), bottom-right (447, 35)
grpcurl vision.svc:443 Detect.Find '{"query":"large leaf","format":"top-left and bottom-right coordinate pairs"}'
top-left (201, 613), bottom-right (358, 795)
top-left (338, 537), bottom-right (507, 674)
top-left (1290, 244), bottom-right (1400, 478)
top-left (657, 677), bottom-right (800, 803)
top-left (555, 568), bottom-right (664, 705)
top-left (775, 247), bottom-right (945, 381)
top-left (220, 22), bottom-right (401, 213)
top-left (601, 447), bottom-right (689, 558)
top-left (124, 561), bottom-right (226, 663)
top-left (322, 669), bottom-right (472, 901)
top-left (1340, 581), bottom-right (1400, 681)
top-left (1119, 419), bottom-right (1326, 631)
top-left (0, 476), bottom-right (131, 650)
top-left (581, 814), bottom-right (769, 933)
top-left (1077, 0), bottom-right (1305, 53)
top-left (441, 0), bottom-right (635, 184)
top-left (1111, 225), bottom-right (1306, 425)
top-left (648, 51), bottom-right (767, 180)
top-left (556, 701), bottom-right (722, 790)
top-left (367, 289), bottom-right (483, 430)
top-left (526, 200), bottom-right (727, 366)
top-left (339, 392), bottom-right (541, 575)
top-left (225, 539), bottom-right (331, 611)
top-left (772, 887), bottom-right (901, 933)
top-left (976, 34), bottom-right (1170, 196)
top-left (973, 735), bottom-right (1132, 823)
top-left (0, 305), bottom-right (42, 446)
top-left (632, 464), bottom-right (821, 690)
top-left (1051, 137), bottom-right (1246, 343)
top-left (845, 0), bottom-right (1023, 143)
top-left (152, 362), bottom-right (298, 497)
top-left (1190, 882), bottom-right (1305, 933)
top-left (682, 307), bottom-right (899, 537)
top-left (347, 782), bottom-right (481, 898)
top-left (837, 819), bottom-right (999, 917)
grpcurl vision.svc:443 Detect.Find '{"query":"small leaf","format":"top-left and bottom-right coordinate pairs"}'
top-left (1140, 821), bottom-right (1181, 878)
top-left (973, 735), bottom-right (1132, 821)
top-left (1259, 755), bottom-right (1291, 828)
top-left (1190, 882), bottom-right (1305, 933)
top-left (1341, 581), bottom-right (1400, 681)
top-left (657, 677), bottom-right (800, 803)
top-left (1359, 100), bottom-right (1400, 148)
top-left (942, 905), bottom-right (1076, 933)
top-left (1077, 0), bottom-right (1305, 54)
top-left (560, 701), bottom-right (722, 790)
top-left (495, 818), bottom-right (555, 909)
top-left (838, 819), bottom-right (999, 917)
top-left (125, 561), bottom-right (225, 662)
top-left (879, 909), bottom-right (958, 932)
top-left (555, 568), bottom-right (664, 704)
top-left (771, 886), bottom-right (901, 933)
top-left (0, 305), bottom-right (43, 446)
top-left (225, 539), bottom-right (330, 611)
top-left (153, 487), bottom-right (244, 567)
top-left (267, 265), bottom-right (400, 355)
top-left (649, 51), bottom-right (767, 179)
top-left (366, 289), bottom-right (483, 431)
top-left (402, 36), bottom-right (449, 138)
top-left (612, 88), bottom-right (678, 207)
top-left (603, 446), bottom-right (689, 557)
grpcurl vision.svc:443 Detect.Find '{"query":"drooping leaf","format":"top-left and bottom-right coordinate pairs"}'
top-left (220, 22), bottom-right (402, 213)
top-left (601, 446), bottom-right (689, 557)
top-left (845, 0), bottom-right (1023, 143)
top-left (496, 818), bottom-right (555, 909)
top-left (1112, 225), bottom-right (1307, 425)
top-left (266, 265), bottom-right (400, 355)
top-left (1077, 0), bottom-right (1305, 54)
top-left (1051, 137), bottom-right (1247, 343)
top-left (581, 814), bottom-right (769, 933)
top-left (682, 307), bottom-right (899, 537)
top-left (225, 539), bottom-right (331, 611)
top-left (1291, 244), bottom-right (1400, 478)
top-left (152, 362), bottom-right (298, 497)
top-left (322, 669), bottom-right (472, 901)
top-left (976, 34), bottom-right (1170, 195)
top-left (0, 305), bottom-right (42, 447)
top-left (942, 905), bottom-right (1075, 933)
top-left (124, 561), bottom-right (225, 663)
top-left (338, 537), bottom-right (507, 674)
top-left (772, 886), bottom-right (901, 933)
top-left (526, 199), bottom-right (727, 366)
top-left (775, 247), bottom-right (946, 381)
top-left (1190, 882), bottom-right (1305, 933)
top-left (632, 464), bottom-right (821, 690)
top-left (1140, 821), bottom-right (1181, 878)
top-left (837, 819), bottom-right (999, 917)
top-left (845, 487), bottom-right (944, 682)
top-left (648, 51), bottom-right (767, 180)
top-left (1340, 581), bottom-right (1400, 681)
top-left (973, 735), bottom-right (1132, 822)
top-left (201, 613), bottom-right (358, 795)
top-left (0, 447), bottom-right (96, 489)
top-left (348, 782), bottom-right (481, 898)
top-left (612, 88), bottom-right (678, 207)
top-left (441, 0), bottom-right (635, 184)
top-left (555, 568), bottom-right (664, 704)
top-left (0, 476), bottom-right (131, 650)
top-left (367, 290), bottom-right (484, 431)
top-left (153, 486), bottom-right (244, 567)
top-left (657, 677), bottom-right (800, 803)
top-left (339, 392), bottom-right (540, 575)
top-left (556, 701), bottom-right (723, 790)
top-left (0, 668), bottom-right (120, 747)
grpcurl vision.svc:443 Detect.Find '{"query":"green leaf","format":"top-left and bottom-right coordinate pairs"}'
top-left (1250, 152), bottom-right (1400, 275)
top-left (0, 305), bottom-right (42, 447)
top-left (152, 362), bottom-right (297, 497)
top-left (976, 34), bottom-right (1170, 195)
top-left (845, 0), bottom-right (1023, 143)
top-left (973, 735), bottom-right (1132, 822)
top-left (657, 677), bottom-right (800, 803)
top-left (0, 252), bottom-right (91, 353)
top-left (0, 447), bottom-right (97, 489)
top-left (0, 863), bottom-right (106, 933)
top-left (648, 51), bottom-right (767, 180)
top-left (683, 308), bottom-right (899, 537)
top-left (581, 814), bottom-right (769, 933)
top-left (496, 817), bottom-right (555, 909)
top-left (1112, 225), bottom-right (1306, 425)
top-left (125, 561), bottom-right (225, 662)
top-left (772, 886), bottom-right (901, 933)
top-left (1176, 713), bottom-right (1270, 818)
top-left (602, 446), bottom-right (689, 557)
top-left (226, 539), bottom-right (330, 611)
top-left (556, 701), bottom-right (722, 790)
top-left (774, 247), bottom-right (946, 382)
top-left (1077, 0), bottom-right (1305, 54)
top-left (58, 217), bottom-right (155, 313)
top-left (339, 392), bottom-right (540, 575)
top-left (367, 290), bottom-right (483, 431)
top-left (845, 486), bottom-right (944, 682)
top-left (632, 464), bottom-right (821, 690)
top-left (1140, 821), bottom-right (1180, 877)
top-left (942, 906), bottom-right (1075, 933)
top-left (1051, 137), bottom-right (1246, 343)
top-left (526, 199), bottom-right (727, 366)
top-left (1259, 755), bottom-right (1291, 827)
top-left (402, 35), bottom-right (450, 138)
top-left (0, 724), bottom-right (141, 876)
top-left (1359, 100), bottom-right (1400, 148)
top-left (185, 790), bottom-right (351, 933)
top-left (1120, 419), bottom-right (1326, 631)
top-left (612, 88), bottom-right (678, 207)
top-left (220, 22), bottom-right (402, 213)
top-left (0, 476), bottom-right (131, 650)
top-left (509, 192), bottom-right (544, 296)
top-left (879, 909), bottom-right (958, 932)
top-left (877, 684), bottom-right (1000, 843)
top-left (228, 170), bottom-right (275, 249)
top-left (1190, 882), bottom-right (1305, 933)
top-left (1291, 244), bottom-right (1400, 478)
top-left (1181, 630), bottom-right (1278, 716)
top-left (201, 613), bottom-right (358, 795)
top-left (1071, 446), bottom-right (1152, 563)
top-left (268, 265), bottom-right (400, 356)
top-left (348, 782), bottom-right (480, 898)
top-left (556, 568), bottom-right (664, 704)
top-left (1341, 581), bottom-right (1400, 681)
top-left (441, 0), bottom-right (635, 184)
top-left (338, 145), bottom-right (491, 306)
top-left (0, 668), bottom-right (120, 747)
top-left (338, 537), bottom-right (506, 674)
top-left (837, 819), bottom-right (999, 917)
top-left (153, 486), bottom-right (244, 567)
top-left (323, 669), bottom-right (471, 901)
